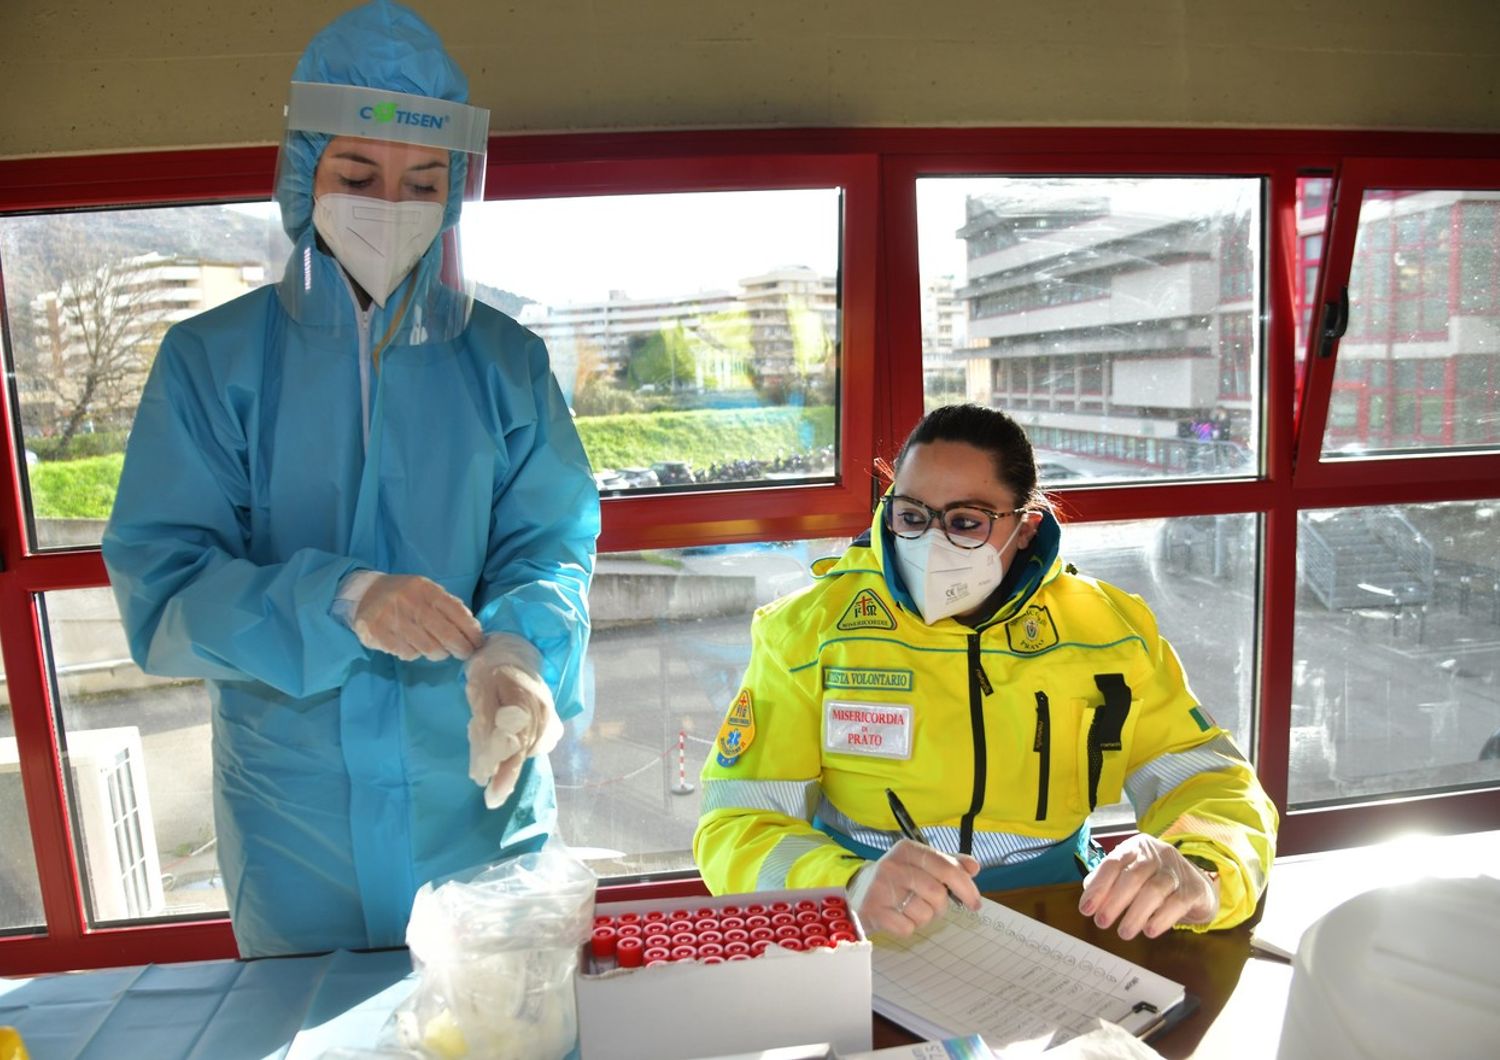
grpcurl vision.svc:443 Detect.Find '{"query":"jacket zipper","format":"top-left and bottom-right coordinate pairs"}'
top-left (1033, 691), bottom-right (1051, 820)
top-left (960, 633), bottom-right (990, 855)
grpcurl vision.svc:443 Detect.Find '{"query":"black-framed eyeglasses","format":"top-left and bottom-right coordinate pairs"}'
top-left (882, 494), bottom-right (1022, 550)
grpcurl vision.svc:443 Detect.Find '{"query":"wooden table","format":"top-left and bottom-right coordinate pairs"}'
top-left (869, 881), bottom-right (1291, 1058)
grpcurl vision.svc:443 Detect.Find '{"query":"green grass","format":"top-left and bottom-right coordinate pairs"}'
top-left (575, 405), bottom-right (834, 471)
top-left (30, 453), bottom-right (123, 519)
top-left (25, 406), bottom-right (837, 519)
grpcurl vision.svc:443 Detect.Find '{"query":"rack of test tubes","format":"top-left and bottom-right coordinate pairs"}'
top-left (585, 894), bottom-right (862, 973)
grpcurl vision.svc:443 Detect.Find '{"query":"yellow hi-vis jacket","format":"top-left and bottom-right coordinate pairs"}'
top-left (693, 511), bottom-right (1277, 930)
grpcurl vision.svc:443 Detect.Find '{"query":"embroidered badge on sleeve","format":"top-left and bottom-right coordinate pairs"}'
top-left (714, 688), bottom-right (757, 767)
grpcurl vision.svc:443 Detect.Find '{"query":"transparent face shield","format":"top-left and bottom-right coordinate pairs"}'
top-left (271, 81), bottom-right (489, 342)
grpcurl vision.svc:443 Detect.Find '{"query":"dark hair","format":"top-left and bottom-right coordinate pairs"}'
top-left (894, 404), bottom-right (1046, 510)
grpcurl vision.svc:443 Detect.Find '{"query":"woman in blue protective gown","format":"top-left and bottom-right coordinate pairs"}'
top-left (101, 0), bottom-right (599, 957)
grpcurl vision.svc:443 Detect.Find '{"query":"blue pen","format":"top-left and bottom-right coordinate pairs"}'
top-left (885, 787), bottom-right (967, 911)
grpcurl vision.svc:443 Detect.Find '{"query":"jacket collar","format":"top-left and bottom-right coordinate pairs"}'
top-left (834, 502), bottom-right (1064, 630)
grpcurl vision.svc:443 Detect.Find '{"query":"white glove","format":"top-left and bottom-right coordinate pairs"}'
top-left (846, 838), bottom-right (982, 939)
top-left (464, 633), bottom-right (563, 809)
top-left (344, 572), bottom-right (484, 662)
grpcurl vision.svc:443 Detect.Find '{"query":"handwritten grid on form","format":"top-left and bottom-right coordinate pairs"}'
top-left (872, 897), bottom-right (1184, 1052)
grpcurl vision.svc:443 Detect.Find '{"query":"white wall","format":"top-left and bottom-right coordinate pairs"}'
top-left (4, 1), bottom-right (1499, 159)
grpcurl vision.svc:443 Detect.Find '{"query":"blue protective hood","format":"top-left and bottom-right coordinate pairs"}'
top-left (276, 0), bottom-right (471, 242)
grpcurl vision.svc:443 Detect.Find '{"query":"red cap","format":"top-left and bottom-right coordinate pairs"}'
top-left (768, 901), bottom-right (792, 914)
top-left (745, 915), bottom-right (771, 930)
top-left (749, 926), bottom-right (775, 942)
top-left (745, 904), bottom-right (767, 916)
top-left (694, 907), bottom-right (718, 919)
top-left (830, 930), bottom-right (858, 944)
top-left (720, 904), bottom-right (742, 917)
top-left (803, 934), bottom-right (831, 949)
top-left (794, 899), bottom-right (819, 913)
top-left (719, 916), bottom-right (746, 932)
top-left (671, 945), bottom-right (696, 961)
top-left (697, 943), bottom-right (724, 959)
top-left (643, 946), bottom-right (671, 964)
top-left (749, 940), bottom-right (771, 956)
top-left (724, 941), bottom-right (751, 957)
top-left (590, 927), bottom-right (617, 957)
top-left (697, 930), bottom-right (724, 946)
top-left (774, 925), bottom-right (801, 941)
top-left (700, 955), bottom-right (726, 965)
top-left (615, 922), bottom-right (643, 938)
top-left (795, 910), bottom-right (822, 925)
top-left (645, 933), bottom-right (672, 950)
top-left (723, 929), bottom-right (750, 944)
top-left (728, 953), bottom-right (752, 961)
top-left (644, 910), bottom-right (667, 922)
top-left (776, 938), bottom-right (805, 952)
top-left (616, 936), bottom-right (645, 968)
top-left (618, 912), bottom-right (641, 924)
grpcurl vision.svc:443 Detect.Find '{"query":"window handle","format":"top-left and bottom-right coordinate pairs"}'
top-left (1318, 285), bottom-right (1349, 359)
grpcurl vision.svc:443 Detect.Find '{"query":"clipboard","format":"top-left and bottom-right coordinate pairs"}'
top-left (871, 897), bottom-right (1189, 1053)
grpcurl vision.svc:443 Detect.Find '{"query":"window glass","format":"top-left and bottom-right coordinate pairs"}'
top-left (1323, 191), bottom-right (1500, 459)
top-left (462, 190), bottom-right (842, 495)
top-left (42, 590), bottom-right (225, 924)
top-left (1290, 501), bottom-right (1500, 806)
top-left (1084, 515), bottom-right (1261, 829)
top-left (917, 177), bottom-right (1262, 484)
top-left (0, 647), bottom-right (48, 934)
top-left (0, 205), bottom-right (281, 552)
top-left (557, 538), bottom-right (848, 876)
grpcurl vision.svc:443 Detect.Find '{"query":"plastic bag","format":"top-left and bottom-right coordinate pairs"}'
top-left (392, 843), bottom-right (597, 1060)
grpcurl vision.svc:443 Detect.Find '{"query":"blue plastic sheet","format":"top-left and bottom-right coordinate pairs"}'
top-left (0, 949), bottom-right (415, 1059)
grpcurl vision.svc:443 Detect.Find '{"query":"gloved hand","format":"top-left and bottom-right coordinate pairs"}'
top-left (464, 633), bottom-right (563, 809)
top-left (1078, 833), bottom-right (1221, 940)
top-left (846, 838), bottom-right (982, 939)
top-left (346, 572), bottom-right (484, 662)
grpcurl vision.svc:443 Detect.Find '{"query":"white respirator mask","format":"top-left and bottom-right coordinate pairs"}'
top-left (313, 193), bottom-right (444, 308)
top-left (892, 520), bottom-right (1024, 624)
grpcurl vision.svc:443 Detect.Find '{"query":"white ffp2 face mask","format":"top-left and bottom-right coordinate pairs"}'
top-left (891, 520), bottom-right (1023, 624)
top-left (313, 193), bottom-right (444, 308)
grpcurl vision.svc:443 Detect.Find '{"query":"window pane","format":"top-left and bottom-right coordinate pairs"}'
top-left (462, 190), bottom-right (842, 494)
top-left (0, 205), bottom-right (281, 552)
top-left (917, 177), bottom-right (1262, 484)
top-left (42, 590), bottom-right (225, 924)
top-left (1084, 516), bottom-right (1261, 828)
top-left (1324, 191), bottom-right (1500, 459)
top-left (0, 647), bottom-right (48, 934)
top-left (558, 539), bottom-right (847, 875)
top-left (1291, 501), bottom-right (1500, 806)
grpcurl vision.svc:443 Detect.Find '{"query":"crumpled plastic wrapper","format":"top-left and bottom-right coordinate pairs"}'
top-left (390, 844), bottom-right (597, 1060)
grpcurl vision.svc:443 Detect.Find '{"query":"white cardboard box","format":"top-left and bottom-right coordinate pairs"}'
top-left (574, 887), bottom-right (873, 1060)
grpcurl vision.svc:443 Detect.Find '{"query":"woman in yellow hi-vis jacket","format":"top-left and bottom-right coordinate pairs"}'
top-left (693, 404), bottom-right (1277, 941)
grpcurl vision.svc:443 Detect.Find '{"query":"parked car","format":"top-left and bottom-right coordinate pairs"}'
top-left (650, 460), bottom-right (694, 486)
top-left (593, 468), bottom-right (627, 491)
top-left (616, 467), bottom-right (661, 489)
top-left (1036, 461), bottom-right (1083, 482)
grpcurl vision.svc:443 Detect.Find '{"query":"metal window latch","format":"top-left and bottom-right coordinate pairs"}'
top-left (1318, 285), bottom-right (1349, 359)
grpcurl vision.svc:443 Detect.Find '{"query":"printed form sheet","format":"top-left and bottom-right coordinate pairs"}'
top-left (872, 897), bottom-right (1184, 1054)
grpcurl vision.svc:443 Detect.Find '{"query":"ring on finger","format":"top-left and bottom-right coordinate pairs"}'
top-left (895, 889), bottom-right (917, 915)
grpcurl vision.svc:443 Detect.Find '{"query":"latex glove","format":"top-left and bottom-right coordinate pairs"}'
top-left (1078, 833), bottom-right (1221, 940)
top-left (346, 572), bottom-right (484, 662)
top-left (846, 838), bottom-right (982, 939)
top-left (464, 633), bottom-right (563, 809)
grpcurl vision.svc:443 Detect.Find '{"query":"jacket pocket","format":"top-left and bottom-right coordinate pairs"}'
top-left (1074, 674), bottom-right (1137, 812)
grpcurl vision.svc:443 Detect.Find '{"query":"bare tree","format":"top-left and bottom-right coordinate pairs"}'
top-left (29, 243), bottom-right (173, 456)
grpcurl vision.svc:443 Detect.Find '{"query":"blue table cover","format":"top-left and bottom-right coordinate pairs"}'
top-left (0, 949), bottom-right (416, 1059)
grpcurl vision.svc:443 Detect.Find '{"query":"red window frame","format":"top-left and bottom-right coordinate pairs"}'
top-left (4, 129), bottom-right (1500, 976)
